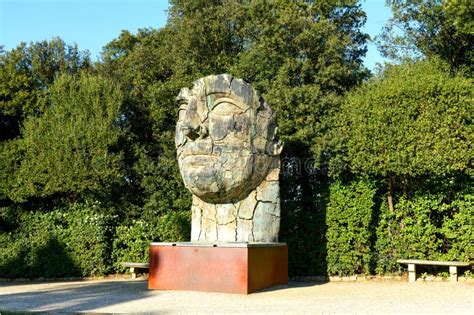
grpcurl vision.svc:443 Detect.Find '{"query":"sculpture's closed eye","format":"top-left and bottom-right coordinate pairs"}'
top-left (212, 99), bottom-right (245, 115)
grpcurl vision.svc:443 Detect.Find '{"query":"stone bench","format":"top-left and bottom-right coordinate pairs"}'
top-left (397, 259), bottom-right (471, 283)
top-left (121, 262), bottom-right (149, 279)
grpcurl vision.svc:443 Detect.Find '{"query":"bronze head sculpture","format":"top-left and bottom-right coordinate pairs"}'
top-left (175, 74), bottom-right (283, 242)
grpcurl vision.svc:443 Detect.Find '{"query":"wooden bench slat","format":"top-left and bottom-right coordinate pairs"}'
top-left (396, 259), bottom-right (470, 267)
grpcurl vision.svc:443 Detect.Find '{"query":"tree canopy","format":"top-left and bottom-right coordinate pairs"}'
top-left (335, 58), bottom-right (473, 209)
top-left (377, 0), bottom-right (473, 74)
top-left (0, 38), bottom-right (91, 141)
top-left (9, 74), bottom-right (124, 202)
top-left (96, 0), bottom-right (370, 221)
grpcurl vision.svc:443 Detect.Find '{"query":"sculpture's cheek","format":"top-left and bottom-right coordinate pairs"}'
top-left (209, 112), bottom-right (250, 141)
top-left (209, 113), bottom-right (234, 141)
top-left (233, 114), bottom-right (250, 141)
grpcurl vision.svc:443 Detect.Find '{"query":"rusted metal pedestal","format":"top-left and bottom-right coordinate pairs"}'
top-left (148, 242), bottom-right (288, 294)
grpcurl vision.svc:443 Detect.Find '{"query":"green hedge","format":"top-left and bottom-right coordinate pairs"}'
top-left (326, 180), bottom-right (376, 275)
top-left (0, 204), bottom-right (191, 278)
top-left (0, 202), bottom-right (116, 278)
top-left (1, 192), bottom-right (470, 278)
top-left (112, 211), bottom-right (190, 272)
top-left (375, 193), bottom-right (473, 274)
top-left (112, 220), bottom-right (160, 272)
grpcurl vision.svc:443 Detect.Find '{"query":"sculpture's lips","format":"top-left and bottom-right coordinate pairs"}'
top-left (179, 151), bottom-right (217, 163)
top-left (181, 154), bottom-right (215, 160)
top-left (178, 142), bottom-right (214, 160)
top-left (180, 154), bottom-right (217, 168)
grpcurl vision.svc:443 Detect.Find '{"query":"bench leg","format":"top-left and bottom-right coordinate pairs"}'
top-left (130, 267), bottom-right (136, 279)
top-left (408, 264), bottom-right (416, 283)
top-left (449, 266), bottom-right (457, 282)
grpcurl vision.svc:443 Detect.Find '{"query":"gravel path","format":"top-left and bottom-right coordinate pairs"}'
top-left (0, 279), bottom-right (472, 314)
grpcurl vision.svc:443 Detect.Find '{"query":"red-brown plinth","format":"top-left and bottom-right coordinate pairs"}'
top-left (148, 242), bottom-right (288, 294)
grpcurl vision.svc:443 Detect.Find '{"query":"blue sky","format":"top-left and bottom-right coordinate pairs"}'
top-left (0, 0), bottom-right (390, 70)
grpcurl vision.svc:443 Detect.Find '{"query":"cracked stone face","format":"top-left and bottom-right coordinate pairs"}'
top-left (175, 74), bottom-right (283, 242)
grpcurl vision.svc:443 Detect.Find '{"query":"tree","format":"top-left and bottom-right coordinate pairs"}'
top-left (335, 58), bottom-right (473, 211)
top-left (0, 38), bottom-right (91, 141)
top-left (98, 0), bottom-right (369, 207)
top-left (377, 0), bottom-right (473, 74)
top-left (0, 39), bottom-right (91, 205)
top-left (96, 1), bottom-right (370, 274)
top-left (444, 0), bottom-right (474, 36)
top-left (165, 0), bottom-right (369, 152)
top-left (99, 28), bottom-right (193, 220)
top-left (8, 74), bottom-right (124, 203)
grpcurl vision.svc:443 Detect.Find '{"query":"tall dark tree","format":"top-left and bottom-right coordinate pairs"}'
top-left (0, 38), bottom-right (91, 141)
top-left (0, 39), bottom-right (91, 205)
top-left (99, 0), bottom-right (369, 274)
top-left (9, 73), bottom-right (125, 203)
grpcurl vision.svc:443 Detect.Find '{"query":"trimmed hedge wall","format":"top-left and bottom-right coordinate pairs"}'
top-left (375, 193), bottom-right (473, 274)
top-left (0, 202), bottom-right (116, 278)
top-left (0, 204), bottom-right (190, 278)
top-left (0, 189), bottom-right (471, 278)
top-left (112, 211), bottom-right (190, 272)
top-left (326, 180), bottom-right (375, 276)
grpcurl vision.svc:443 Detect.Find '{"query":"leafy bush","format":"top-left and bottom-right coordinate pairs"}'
top-left (112, 210), bottom-right (190, 272)
top-left (156, 210), bottom-right (190, 242)
top-left (112, 221), bottom-right (160, 272)
top-left (0, 201), bottom-right (116, 278)
top-left (439, 194), bottom-right (473, 261)
top-left (59, 202), bottom-right (117, 275)
top-left (0, 211), bottom-right (74, 278)
top-left (326, 179), bottom-right (376, 275)
top-left (375, 193), bottom-right (473, 274)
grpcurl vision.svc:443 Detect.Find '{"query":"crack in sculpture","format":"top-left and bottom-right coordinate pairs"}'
top-left (175, 74), bottom-right (283, 242)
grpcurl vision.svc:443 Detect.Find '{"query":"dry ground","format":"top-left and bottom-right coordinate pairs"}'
top-left (0, 278), bottom-right (472, 314)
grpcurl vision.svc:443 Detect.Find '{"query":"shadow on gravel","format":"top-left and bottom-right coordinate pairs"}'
top-left (0, 280), bottom-right (150, 313)
top-left (253, 280), bottom-right (327, 294)
top-left (287, 280), bottom-right (328, 288)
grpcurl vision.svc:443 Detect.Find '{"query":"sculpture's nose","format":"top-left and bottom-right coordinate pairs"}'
top-left (182, 126), bottom-right (200, 141)
top-left (182, 98), bottom-right (208, 141)
top-left (183, 124), bottom-right (209, 141)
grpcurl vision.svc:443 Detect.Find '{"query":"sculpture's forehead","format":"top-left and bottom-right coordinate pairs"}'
top-left (187, 75), bottom-right (255, 110)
